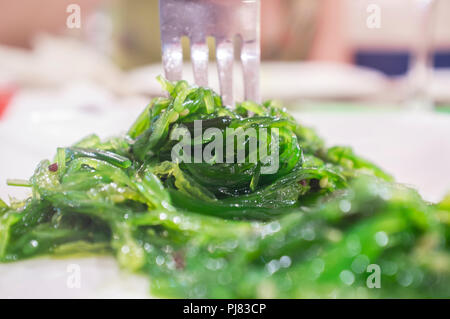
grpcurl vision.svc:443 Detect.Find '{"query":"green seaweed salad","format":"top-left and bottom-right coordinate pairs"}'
top-left (1, 77), bottom-right (449, 298)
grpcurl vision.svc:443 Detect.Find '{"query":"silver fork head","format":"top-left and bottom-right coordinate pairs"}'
top-left (159, 0), bottom-right (260, 106)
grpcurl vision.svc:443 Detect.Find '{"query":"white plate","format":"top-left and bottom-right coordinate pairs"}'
top-left (126, 62), bottom-right (389, 101)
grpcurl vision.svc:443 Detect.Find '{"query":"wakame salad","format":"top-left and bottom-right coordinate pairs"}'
top-left (1, 77), bottom-right (449, 298)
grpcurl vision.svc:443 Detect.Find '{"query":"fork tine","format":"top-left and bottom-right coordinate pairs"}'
top-left (216, 40), bottom-right (234, 106)
top-left (190, 41), bottom-right (209, 87)
top-left (159, 0), bottom-right (260, 106)
top-left (241, 41), bottom-right (260, 103)
top-left (161, 41), bottom-right (183, 82)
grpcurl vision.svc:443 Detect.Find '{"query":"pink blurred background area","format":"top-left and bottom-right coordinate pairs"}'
top-left (1, 0), bottom-right (449, 64)
top-left (0, 1), bottom-right (449, 111)
top-left (0, 0), bottom-right (450, 109)
top-left (0, 0), bottom-right (449, 102)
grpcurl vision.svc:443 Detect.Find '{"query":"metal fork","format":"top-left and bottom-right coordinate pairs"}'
top-left (159, 0), bottom-right (260, 106)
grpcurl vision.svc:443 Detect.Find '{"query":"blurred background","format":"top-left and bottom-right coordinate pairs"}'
top-left (3, 0), bottom-right (450, 63)
top-left (2, 0), bottom-right (450, 104)
top-left (0, 0), bottom-right (449, 204)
